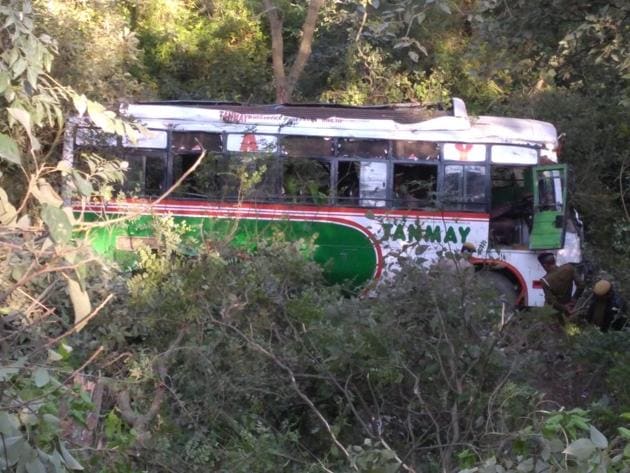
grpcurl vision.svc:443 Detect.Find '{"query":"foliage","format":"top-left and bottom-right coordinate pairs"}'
top-left (84, 238), bottom-right (544, 471)
top-left (131, 0), bottom-right (273, 101)
top-left (2, 0), bottom-right (630, 471)
top-left (572, 329), bottom-right (630, 410)
top-left (34, 0), bottom-right (152, 104)
top-left (0, 1), bottom-right (141, 471)
top-left (472, 0), bottom-right (630, 104)
top-left (0, 343), bottom-right (93, 472)
top-left (461, 409), bottom-right (630, 473)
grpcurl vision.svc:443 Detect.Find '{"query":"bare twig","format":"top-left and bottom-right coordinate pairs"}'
top-left (76, 149), bottom-right (207, 230)
top-left (39, 293), bottom-right (115, 353)
top-left (619, 160), bottom-right (629, 221)
top-left (211, 317), bottom-right (359, 471)
top-left (0, 258), bottom-right (97, 306)
top-left (3, 345), bottom-right (105, 410)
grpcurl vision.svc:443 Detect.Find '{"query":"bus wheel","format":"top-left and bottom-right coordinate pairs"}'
top-left (475, 270), bottom-right (519, 311)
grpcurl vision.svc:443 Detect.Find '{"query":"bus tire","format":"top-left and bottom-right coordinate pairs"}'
top-left (475, 270), bottom-right (519, 310)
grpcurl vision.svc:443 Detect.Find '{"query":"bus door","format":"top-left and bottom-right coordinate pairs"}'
top-left (529, 164), bottom-right (567, 250)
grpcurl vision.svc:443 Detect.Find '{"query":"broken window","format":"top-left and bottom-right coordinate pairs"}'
top-left (490, 166), bottom-right (533, 246)
top-left (337, 161), bottom-right (360, 204)
top-left (172, 153), bottom-right (278, 202)
top-left (171, 132), bottom-right (222, 154)
top-left (283, 157), bottom-right (330, 204)
top-left (281, 136), bottom-right (334, 158)
top-left (120, 151), bottom-right (166, 197)
top-left (393, 163), bottom-right (437, 209)
top-left (336, 160), bottom-right (387, 207)
top-left (392, 140), bottom-right (439, 160)
top-left (337, 139), bottom-right (388, 159)
top-left (442, 165), bottom-right (488, 210)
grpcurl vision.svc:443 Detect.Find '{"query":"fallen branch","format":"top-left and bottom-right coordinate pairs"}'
top-left (115, 328), bottom-right (186, 443)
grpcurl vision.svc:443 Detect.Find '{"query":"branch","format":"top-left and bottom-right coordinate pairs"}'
top-left (211, 317), bottom-right (358, 471)
top-left (115, 328), bottom-right (187, 440)
top-left (77, 149), bottom-right (207, 230)
top-left (262, 0), bottom-right (288, 103)
top-left (619, 160), bottom-right (630, 222)
top-left (0, 258), bottom-right (97, 306)
top-left (286, 0), bottom-right (325, 100)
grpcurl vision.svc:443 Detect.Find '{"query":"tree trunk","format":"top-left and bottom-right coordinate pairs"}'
top-left (263, 0), bottom-right (324, 103)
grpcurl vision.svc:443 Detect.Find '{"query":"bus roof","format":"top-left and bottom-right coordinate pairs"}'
top-left (120, 98), bottom-right (558, 151)
top-left (132, 100), bottom-right (449, 124)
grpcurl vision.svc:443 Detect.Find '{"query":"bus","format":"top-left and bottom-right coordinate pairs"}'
top-left (64, 97), bottom-right (583, 307)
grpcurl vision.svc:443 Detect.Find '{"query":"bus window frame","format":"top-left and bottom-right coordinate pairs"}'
top-left (222, 132), bottom-right (282, 203)
top-left (155, 131), bottom-right (527, 214)
top-left (439, 144), bottom-right (491, 212)
top-left (390, 159), bottom-right (439, 210)
top-left (74, 128), bottom-right (169, 198)
top-left (279, 135), bottom-right (335, 205)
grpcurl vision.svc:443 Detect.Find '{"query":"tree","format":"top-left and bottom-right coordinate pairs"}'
top-left (0, 2), bottom-right (142, 469)
top-left (262, 0), bottom-right (325, 103)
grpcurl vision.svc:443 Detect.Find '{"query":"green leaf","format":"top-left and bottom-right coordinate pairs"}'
top-left (48, 451), bottom-right (64, 472)
top-left (25, 457), bottom-right (46, 473)
top-left (0, 412), bottom-right (20, 435)
top-left (26, 66), bottom-right (39, 91)
top-left (32, 179), bottom-right (63, 206)
top-left (0, 71), bottom-right (10, 93)
top-left (42, 414), bottom-right (60, 427)
top-left (59, 442), bottom-right (83, 470)
top-left (70, 170), bottom-right (93, 197)
top-left (0, 365), bottom-right (20, 381)
top-left (41, 204), bottom-right (72, 244)
top-left (7, 106), bottom-right (40, 151)
top-left (0, 133), bottom-right (21, 165)
top-left (66, 277), bottom-right (92, 331)
top-left (0, 434), bottom-right (24, 467)
top-left (437, 1), bottom-right (451, 14)
top-left (564, 438), bottom-right (597, 461)
top-left (0, 186), bottom-right (17, 225)
top-left (590, 425), bottom-right (608, 448)
top-left (87, 100), bottom-right (116, 134)
top-left (12, 58), bottom-right (27, 77)
top-left (618, 427), bottom-right (630, 440)
top-left (47, 350), bottom-right (63, 362)
top-left (33, 367), bottom-right (50, 387)
top-left (571, 417), bottom-right (590, 432)
top-left (72, 94), bottom-right (88, 116)
top-left (58, 343), bottom-right (73, 359)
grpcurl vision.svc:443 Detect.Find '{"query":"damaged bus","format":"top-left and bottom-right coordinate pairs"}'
top-left (64, 98), bottom-right (583, 306)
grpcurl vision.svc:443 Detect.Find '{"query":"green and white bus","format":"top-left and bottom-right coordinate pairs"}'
top-left (64, 98), bottom-right (582, 306)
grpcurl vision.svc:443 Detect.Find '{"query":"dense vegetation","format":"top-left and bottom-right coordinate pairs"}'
top-left (1, 0), bottom-right (630, 471)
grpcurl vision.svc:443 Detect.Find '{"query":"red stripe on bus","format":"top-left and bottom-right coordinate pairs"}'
top-left (81, 197), bottom-right (490, 221)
